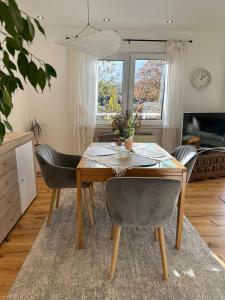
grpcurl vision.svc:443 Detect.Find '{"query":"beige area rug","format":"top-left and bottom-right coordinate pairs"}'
top-left (7, 184), bottom-right (225, 300)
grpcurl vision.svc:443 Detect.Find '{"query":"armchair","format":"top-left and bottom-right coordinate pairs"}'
top-left (36, 144), bottom-right (94, 226)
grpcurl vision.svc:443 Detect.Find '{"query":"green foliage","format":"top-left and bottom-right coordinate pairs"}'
top-left (105, 86), bottom-right (121, 113)
top-left (27, 118), bottom-right (46, 145)
top-left (98, 80), bottom-right (121, 113)
top-left (0, 0), bottom-right (57, 144)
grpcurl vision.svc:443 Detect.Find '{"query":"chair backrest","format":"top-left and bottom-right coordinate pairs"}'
top-left (105, 177), bottom-right (181, 227)
top-left (36, 144), bottom-right (60, 166)
top-left (171, 145), bottom-right (197, 182)
top-left (36, 144), bottom-right (60, 185)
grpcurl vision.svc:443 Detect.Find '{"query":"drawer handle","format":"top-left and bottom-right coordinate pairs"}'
top-left (20, 179), bottom-right (25, 182)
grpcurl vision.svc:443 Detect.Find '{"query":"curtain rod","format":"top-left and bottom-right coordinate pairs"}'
top-left (123, 39), bottom-right (193, 43)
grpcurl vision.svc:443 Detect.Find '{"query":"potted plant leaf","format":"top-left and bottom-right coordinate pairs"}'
top-left (0, 0), bottom-right (56, 144)
top-left (27, 119), bottom-right (46, 146)
top-left (112, 109), bottom-right (141, 150)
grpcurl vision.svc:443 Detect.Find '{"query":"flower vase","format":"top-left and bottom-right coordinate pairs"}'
top-left (124, 137), bottom-right (133, 151)
top-left (115, 136), bottom-right (123, 146)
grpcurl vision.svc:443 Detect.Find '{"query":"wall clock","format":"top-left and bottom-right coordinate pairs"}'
top-left (191, 68), bottom-right (211, 89)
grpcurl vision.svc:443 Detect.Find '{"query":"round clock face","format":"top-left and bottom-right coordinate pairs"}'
top-left (191, 69), bottom-right (211, 89)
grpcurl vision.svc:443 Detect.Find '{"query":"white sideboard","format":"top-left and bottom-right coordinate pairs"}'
top-left (16, 141), bottom-right (37, 213)
top-left (0, 132), bottom-right (37, 243)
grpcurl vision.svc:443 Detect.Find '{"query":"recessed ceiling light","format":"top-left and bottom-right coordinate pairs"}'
top-left (37, 16), bottom-right (44, 20)
top-left (103, 18), bottom-right (110, 22)
top-left (166, 19), bottom-right (174, 24)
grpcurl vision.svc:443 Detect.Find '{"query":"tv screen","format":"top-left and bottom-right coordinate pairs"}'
top-left (182, 113), bottom-right (225, 148)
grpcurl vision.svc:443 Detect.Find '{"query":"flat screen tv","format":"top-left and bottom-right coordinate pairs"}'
top-left (182, 113), bottom-right (225, 148)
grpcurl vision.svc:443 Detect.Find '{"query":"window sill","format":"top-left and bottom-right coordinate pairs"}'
top-left (96, 120), bottom-right (164, 129)
top-left (95, 123), bottom-right (164, 131)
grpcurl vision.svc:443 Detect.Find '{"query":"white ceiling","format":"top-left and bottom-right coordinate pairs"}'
top-left (18, 0), bottom-right (225, 32)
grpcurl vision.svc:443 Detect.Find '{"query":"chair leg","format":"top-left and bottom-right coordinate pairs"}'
top-left (109, 225), bottom-right (121, 280)
top-left (157, 227), bottom-right (168, 281)
top-left (90, 183), bottom-right (95, 195)
top-left (47, 189), bottom-right (57, 226)
top-left (154, 228), bottom-right (159, 241)
top-left (83, 189), bottom-right (94, 227)
top-left (88, 186), bottom-right (95, 208)
top-left (110, 224), bottom-right (115, 240)
top-left (55, 189), bottom-right (61, 208)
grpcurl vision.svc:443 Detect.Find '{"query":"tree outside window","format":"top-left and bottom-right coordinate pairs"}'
top-left (97, 60), bottom-right (123, 120)
top-left (133, 59), bottom-right (166, 120)
top-left (96, 57), bottom-right (167, 122)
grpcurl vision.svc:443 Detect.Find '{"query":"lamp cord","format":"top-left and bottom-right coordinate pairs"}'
top-left (87, 0), bottom-right (90, 25)
top-left (68, 0), bottom-right (101, 40)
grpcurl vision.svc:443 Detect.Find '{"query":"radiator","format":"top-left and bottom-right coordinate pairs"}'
top-left (133, 134), bottom-right (156, 143)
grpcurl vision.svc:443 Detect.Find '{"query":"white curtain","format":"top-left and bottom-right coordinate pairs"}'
top-left (162, 41), bottom-right (188, 152)
top-left (69, 48), bottom-right (98, 155)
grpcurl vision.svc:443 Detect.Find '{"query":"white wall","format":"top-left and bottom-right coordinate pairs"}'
top-left (11, 27), bottom-right (225, 152)
top-left (25, 30), bottom-right (73, 153)
top-left (183, 32), bottom-right (225, 112)
top-left (9, 89), bottom-right (29, 132)
top-left (118, 30), bottom-right (225, 112)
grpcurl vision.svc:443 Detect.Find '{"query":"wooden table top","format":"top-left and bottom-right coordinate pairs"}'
top-left (77, 142), bottom-right (185, 171)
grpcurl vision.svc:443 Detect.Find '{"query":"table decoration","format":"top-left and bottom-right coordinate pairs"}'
top-left (83, 143), bottom-right (172, 176)
top-left (112, 109), bottom-right (141, 149)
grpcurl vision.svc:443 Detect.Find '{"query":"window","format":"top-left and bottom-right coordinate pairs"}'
top-left (96, 54), bottom-right (167, 125)
top-left (132, 59), bottom-right (166, 120)
top-left (97, 60), bottom-right (124, 120)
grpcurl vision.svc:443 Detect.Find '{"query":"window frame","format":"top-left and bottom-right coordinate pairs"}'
top-left (129, 53), bottom-right (167, 127)
top-left (96, 54), bottom-right (129, 126)
top-left (96, 53), bottom-right (167, 128)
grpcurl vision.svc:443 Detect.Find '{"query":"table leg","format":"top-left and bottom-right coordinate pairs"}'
top-left (76, 169), bottom-right (83, 249)
top-left (176, 172), bottom-right (187, 250)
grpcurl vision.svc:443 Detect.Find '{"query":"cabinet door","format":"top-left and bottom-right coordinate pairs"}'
top-left (16, 141), bottom-right (37, 213)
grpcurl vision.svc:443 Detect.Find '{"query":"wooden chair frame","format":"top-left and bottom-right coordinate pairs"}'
top-left (109, 225), bottom-right (168, 281)
top-left (47, 187), bottom-right (94, 227)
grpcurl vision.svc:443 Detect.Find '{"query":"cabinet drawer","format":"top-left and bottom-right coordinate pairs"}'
top-left (0, 185), bottom-right (21, 219)
top-left (0, 196), bottom-right (21, 243)
top-left (0, 150), bottom-right (17, 177)
top-left (0, 167), bottom-right (19, 199)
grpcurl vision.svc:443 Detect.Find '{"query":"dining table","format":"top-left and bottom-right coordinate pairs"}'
top-left (76, 142), bottom-right (187, 250)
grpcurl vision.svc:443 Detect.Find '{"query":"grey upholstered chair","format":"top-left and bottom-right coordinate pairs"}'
top-left (95, 133), bottom-right (115, 142)
top-left (152, 146), bottom-right (197, 244)
top-left (105, 177), bottom-right (181, 280)
top-left (36, 144), bottom-right (94, 226)
top-left (153, 145), bottom-right (198, 242)
top-left (171, 145), bottom-right (198, 182)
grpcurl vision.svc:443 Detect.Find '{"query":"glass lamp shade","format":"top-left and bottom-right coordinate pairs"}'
top-left (69, 30), bottom-right (122, 58)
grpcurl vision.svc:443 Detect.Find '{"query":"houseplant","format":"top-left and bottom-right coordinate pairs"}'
top-left (112, 109), bottom-right (141, 150)
top-left (0, 0), bottom-right (56, 144)
top-left (27, 119), bottom-right (46, 146)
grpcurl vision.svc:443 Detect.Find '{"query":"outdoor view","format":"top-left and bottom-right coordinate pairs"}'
top-left (97, 58), bottom-right (167, 120)
top-left (97, 60), bottom-right (123, 120)
top-left (134, 59), bottom-right (167, 120)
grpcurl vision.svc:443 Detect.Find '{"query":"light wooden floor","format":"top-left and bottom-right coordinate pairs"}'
top-left (1, 176), bottom-right (225, 298)
top-left (185, 179), bottom-right (225, 263)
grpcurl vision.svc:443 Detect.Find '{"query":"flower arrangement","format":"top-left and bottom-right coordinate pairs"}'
top-left (112, 109), bottom-right (141, 144)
